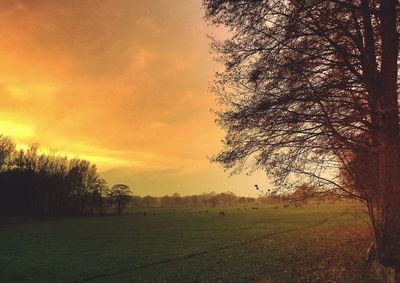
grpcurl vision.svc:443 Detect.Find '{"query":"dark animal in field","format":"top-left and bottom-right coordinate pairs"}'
top-left (294, 203), bottom-right (302, 208)
top-left (205, 210), bottom-right (208, 213)
top-left (219, 211), bottom-right (226, 216)
top-left (237, 208), bottom-right (240, 210)
top-left (252, 207), bottom-right (259, 210)
top-left (143, 212), bottom-right (147, 215)
top-left (274, 206), bottom-right (279, 209)
top-left (283, 204), bottom-right (290, 208)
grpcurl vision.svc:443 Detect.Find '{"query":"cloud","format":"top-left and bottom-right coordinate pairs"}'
top-left (0, 0), bottom-right (267, 196)
top-left (0, 120), bottom-right (35, 139)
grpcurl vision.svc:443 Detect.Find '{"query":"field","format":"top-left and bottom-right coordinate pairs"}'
top-left (0, 204), bottom-right (373, 282)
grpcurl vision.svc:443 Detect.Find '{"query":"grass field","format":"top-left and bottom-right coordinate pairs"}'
top-left (0, 204), bottom-right (373, 282)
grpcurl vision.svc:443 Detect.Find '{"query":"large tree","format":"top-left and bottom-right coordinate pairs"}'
top-left (204, 0), bottom-right (400, 272)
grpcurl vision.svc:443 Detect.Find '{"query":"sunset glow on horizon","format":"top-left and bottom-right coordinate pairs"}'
top-left (0, 0), bottom-right (269, 196)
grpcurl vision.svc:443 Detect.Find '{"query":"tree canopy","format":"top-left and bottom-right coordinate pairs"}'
top-left (109, 184), bottom-right (132, 215)
top-left (0, 135), bottom-right (108, 217)
top-left (205, 0), bottom-right (398, 194)
top-left (204, 0), bottom-right (400, 271)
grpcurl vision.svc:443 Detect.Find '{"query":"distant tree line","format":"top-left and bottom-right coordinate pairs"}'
top-left (0, 135), bottom-right (342, 217)
top-left (128, 189), bottom-right (341, 209)
top-left (130, 192), bottom-right (254, 208)
top-left (0, 135), bottom-right (131, 217)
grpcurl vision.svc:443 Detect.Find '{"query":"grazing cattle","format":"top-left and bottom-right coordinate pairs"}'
top-left (219, 211), bottom-right (226, 216)
top-left (283, 204), bottom-right (290, 208)
top-left (252, 207), bottom-right (259, 210)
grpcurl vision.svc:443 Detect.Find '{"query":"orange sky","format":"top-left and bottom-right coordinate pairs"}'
top-left (0, 0), bottom-right (269, 196)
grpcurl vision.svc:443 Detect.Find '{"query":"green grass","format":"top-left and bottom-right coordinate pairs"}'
top-left (0, 204), bottom-right (372, 282)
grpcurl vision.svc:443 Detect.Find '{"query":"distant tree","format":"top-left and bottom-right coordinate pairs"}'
top-left (65, 159), bottom-right (87, 215)
top-left (0, 137), bottom-right (110, 217)
top-left (191, 195), bottom-right (200, 207)
top-left (0, 135), bottom-right (15, 170)
top-left (16, 144), bottom-right (39, 172)
top-left (217, 192), bottom-right (236, 206)
top-left (82, 163), bottom-right (99, 215)
top-left (209, 196), bottom-right (218, 208)
top-left (160, 195), bottom-right (173, 207)
top-left (91, 178), bottom-right (108, 215)
top-left (131, 195), bottom-right (143, 207)
top-left (109, 184), bottom-right (132, 215)
top-left (172, 193), bottom-right (181, 207)
top-left (142, 195), bottom-right (158, 208)
top-left (238, 197), bottom-right (247, 206)
top-left (204, 0), bottom-right (400, 271)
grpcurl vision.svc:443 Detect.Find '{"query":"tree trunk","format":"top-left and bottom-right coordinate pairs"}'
top-left (369, 0), bottom-right (400, 277)
top-left (373, 144), bottom-right (400, 269)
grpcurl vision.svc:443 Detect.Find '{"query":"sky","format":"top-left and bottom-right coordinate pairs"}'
top-left (0, 0), bottom-right (270, 196)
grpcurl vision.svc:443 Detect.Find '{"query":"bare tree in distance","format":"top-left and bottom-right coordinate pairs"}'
top-left (0, 137), bottom-right (107, 217)
top-left (0, 135), bottom-right (15, 170)
top-left (204, 0), bottom-right (400, 273)
top-left (109, 184), bottom-right (132, 216)
top-left (96, 178), bottom-right (109, 215)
